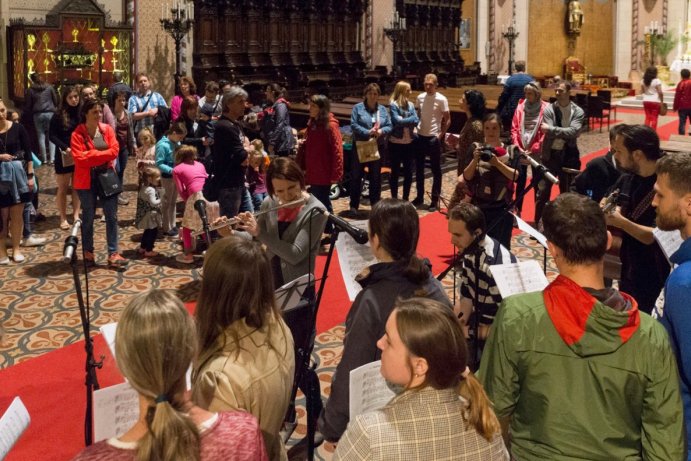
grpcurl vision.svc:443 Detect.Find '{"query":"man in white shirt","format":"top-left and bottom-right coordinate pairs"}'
top-left (414, 74), bottom-right (450, 212)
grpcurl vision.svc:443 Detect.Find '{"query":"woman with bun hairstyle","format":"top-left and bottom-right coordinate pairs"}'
top-left (318, 198), bottom-right (451, 446)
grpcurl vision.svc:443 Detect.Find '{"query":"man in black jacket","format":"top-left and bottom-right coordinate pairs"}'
top-left (213, 87), bottom-right (249, 218)
top-left (572, 125), bottom-right (622, 203)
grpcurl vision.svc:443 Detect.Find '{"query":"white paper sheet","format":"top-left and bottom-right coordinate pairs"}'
top-left (93, 382), bottom-right (139, 442)
top-left (335, 220), bottom-right (377, 301)
top-left (489, 260), bottom-right (550, 298)
top-left (653, 227), bottom-right (684, 264)
top-left (512, 213), bottom-right (548, 248)
top-left (275, 273), bottom-right (313, 312)
top-left (349, 360), bottom-right (396, 419)
top-left (100, 322), bottom-right (118, 359)
top-left (0, 397), bottom-right (30, 459)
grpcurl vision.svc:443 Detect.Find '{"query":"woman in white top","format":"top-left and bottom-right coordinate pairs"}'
top-left (641, 66), bottom-right (664, 130)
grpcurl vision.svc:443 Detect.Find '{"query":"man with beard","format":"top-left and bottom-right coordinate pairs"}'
top-left (606, 124), bottom-right (669, 314)
top-left (653, 151), bottom-right (691, 461)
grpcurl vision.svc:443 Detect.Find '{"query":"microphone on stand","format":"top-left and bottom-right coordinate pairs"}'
top-left (314, 209), bottom-right (369, 244)
top-left (62, 219), bottom-right (82, 263)
top-left (519, 152), bottom-right (560, 185)
top-left (195, 199), bottom-right (208, 224)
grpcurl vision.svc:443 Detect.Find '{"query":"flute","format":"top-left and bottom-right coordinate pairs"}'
top-left (192, 197), bottom-right (306, 236)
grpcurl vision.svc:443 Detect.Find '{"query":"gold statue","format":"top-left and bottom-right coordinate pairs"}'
top-left (27, 58), bottom-right (35, 75)
top-left (27, 33), bottom-right (36, 52)
top-left (72, 28), bottom-right (79, 43)
top-left (110, 35), bottom-right (121, 52)
top-left (569, 0), bottom-right (584, 35)
top-left (43, 58), bottom-right (51, 73)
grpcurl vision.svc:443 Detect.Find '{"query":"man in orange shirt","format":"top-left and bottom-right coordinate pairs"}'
top-left (673, 68), bottom-right (691, 135)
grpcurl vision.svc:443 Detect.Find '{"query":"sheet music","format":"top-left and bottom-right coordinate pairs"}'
top-left (335, 220), bottom-right (377, 301)
top-left (489, 260), bottom-right (549, 298)
top-left (100, 322), bottom-right (118, 359)
top-left (512, 213), bottom-right (548, 248)
top-left (93, 382), bottom-right (139, 442)
top-left (653, 227), bottom-right (684, 264)
top-left (349, 360), bottom-right (396, 419)
top-left (275, 273), bottom-right (312, 312)
top-left (0, 397), bottom-right (30, 459)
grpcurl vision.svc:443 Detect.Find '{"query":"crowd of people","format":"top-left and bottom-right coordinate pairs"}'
top-left (3, 67), bottom-right (691, 461)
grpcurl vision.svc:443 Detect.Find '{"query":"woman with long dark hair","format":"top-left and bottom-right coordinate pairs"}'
top-left (192, 236), bottom-right (294, 461)
top-left (73, 289), bottom-right (268, 460)
top-left (295, 94), bottom-right (343, 232)
top-left (170, 75), bottom-right (198, 122)
top-left (456, 89), bottom-right (487, 175)
top-left (49, 85), bottom-right (81, 230)
top-left (318, 198), bottom-right (451, 447)
top-left (70, 99), bottom-right (127, 268)
top-left (388, 81), bottom-right (419, 200)
top-left (641, 66), bottom-right (664, 129)
top-left (335, 298), bottom-right (508, 460)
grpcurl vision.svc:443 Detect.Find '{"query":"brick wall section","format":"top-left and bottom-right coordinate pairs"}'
top-left (527, 0), bottom-right (613, 78)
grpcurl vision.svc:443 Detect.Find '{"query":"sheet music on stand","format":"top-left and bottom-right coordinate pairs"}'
top-left (653, 228), bottom-right (684, 266)
top-left (489, 260), bottom-right (550, 298)
top-left (275, 273), bottom-right (313, 312)
top-left (93, 382), bottom-right (139, 442)
top-left (512, 213), bottom-right (548, 248)
top-left (349, 361), bottom-right (396, 419)
top-left (0, 397), bottom-right (30, 459)
top-left (335, 220), bottom-right (377, 301)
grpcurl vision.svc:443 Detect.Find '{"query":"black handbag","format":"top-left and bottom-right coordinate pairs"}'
top-left (93, 164), bottom-right (122, 198)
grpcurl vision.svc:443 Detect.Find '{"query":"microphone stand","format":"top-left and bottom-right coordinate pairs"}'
top-left (65, 236), bottom-right (103, 446)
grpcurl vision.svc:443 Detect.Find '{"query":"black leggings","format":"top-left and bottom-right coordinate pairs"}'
top-left (140, 228), bottom-right (157, 251)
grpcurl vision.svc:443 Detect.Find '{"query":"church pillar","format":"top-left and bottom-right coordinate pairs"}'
top-left (477, 0), bottom-right (490, 74)
top-left (514, 0), bottom-right (529, 67)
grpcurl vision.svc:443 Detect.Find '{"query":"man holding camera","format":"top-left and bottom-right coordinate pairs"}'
top-left (535, 82), bottom-right (584, 226)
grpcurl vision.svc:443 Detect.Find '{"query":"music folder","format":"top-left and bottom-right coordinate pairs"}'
top-left (275, 273), bottom-right (313, 312)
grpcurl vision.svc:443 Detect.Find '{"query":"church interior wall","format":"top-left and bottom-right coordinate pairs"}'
top-left (460, 0), bottom-right (476, 66)
top-left (527, 0), bottom-right (613, 79)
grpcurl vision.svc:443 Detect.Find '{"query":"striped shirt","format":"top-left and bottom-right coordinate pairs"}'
top-left (127, 91), bottom-right (167, 135)
top-left (460, 235), bottom-right (515, 324)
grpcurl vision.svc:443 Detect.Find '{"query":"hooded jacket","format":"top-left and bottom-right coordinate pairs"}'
top-left (318, 260), bottom-right (451, 442)
top-left (479, 275), bottom-right (685, 461)
top-left (260, 98), bottom-right (295, 154)
top-left (296, 114), bottom-right (343, 186)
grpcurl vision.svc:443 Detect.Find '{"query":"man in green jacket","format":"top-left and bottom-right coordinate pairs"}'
top-left (479, 193), bottom-right (685, 460)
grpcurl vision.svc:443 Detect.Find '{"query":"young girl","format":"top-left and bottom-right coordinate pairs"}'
top-left (134, 166), bottom-right (162, 257)
top-left (173, 145), bottom-right (218, 264)
top-left (135, 127), bottom-right (156, 171)
top-left (247, 139), bottom-right (269, 210)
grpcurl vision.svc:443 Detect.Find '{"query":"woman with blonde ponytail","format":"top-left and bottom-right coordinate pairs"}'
top-left (335, 298), bottom-right (508, 460)
top-left (319, 199), bottom-right (451, 447)
top-left (72, 289), bottom-right (267, 461)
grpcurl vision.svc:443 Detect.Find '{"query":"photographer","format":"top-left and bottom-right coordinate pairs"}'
top-left (459, 113), bottom-right (517, 249)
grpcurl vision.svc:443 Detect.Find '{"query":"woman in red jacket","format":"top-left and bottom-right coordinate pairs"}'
top-left (71, 99), bottom-right (128, 268)
top-left (296, 94), bottom-right (343, 232)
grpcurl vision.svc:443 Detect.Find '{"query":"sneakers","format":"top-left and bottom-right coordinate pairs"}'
top-left (165, 227), bottom-right (179, 238)
top-left (175, 253), bottom-right (194, 264)
top-left (108, 252), bottom-right (129, 269)
top-left (427, 202), bottom-right (439, 213)
top-left (412, 197), bottom-right (424, 207)
top-left (12, 252), bottom-right (25, 263)
top-left (21, 235), bottom-right (47, 247)
top-left (117, 195), bottom-right (129, 206)
top-left (83, 251), bottom-right (96, 267)
top-left (138, 248), bottom-right (158, 258)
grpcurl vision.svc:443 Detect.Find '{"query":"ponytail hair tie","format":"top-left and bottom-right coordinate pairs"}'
top-left (461, 366), bottom-right (471, 379)
top-left (154, 394), bottom-right (169, 404)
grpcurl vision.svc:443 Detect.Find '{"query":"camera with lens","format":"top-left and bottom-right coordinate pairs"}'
top-left (479, 145), bottom-right (497, 162)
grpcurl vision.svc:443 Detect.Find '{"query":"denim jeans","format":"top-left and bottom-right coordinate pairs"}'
top-left (33, 112), bottom-right (56, 163)
top-left (251, 192), bottom-right (268, 211)
top-left (349, 144), bottom-right (381, 209)
top-left (388, 141), bottom-right (415, 200)
top-left (240, 187), bottom-right (254, 213)
top-left (678, 109), bottom-right (691, 135)
top-left (309, 185), bottom-right (333, 233)
top-left (218, 186), bottom-right (244, 218)
top-left (116, 147), bottom-right (129, 185)
top-left (77, 188), bottom-right (119, 255)
top-left (414, 135), bottom-right (442, 205)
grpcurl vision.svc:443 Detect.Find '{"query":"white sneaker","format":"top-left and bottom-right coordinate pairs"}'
top-left (21, 235), bottom-right (47, 247)
top-left (117, 195), bottom-right (129, 206)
